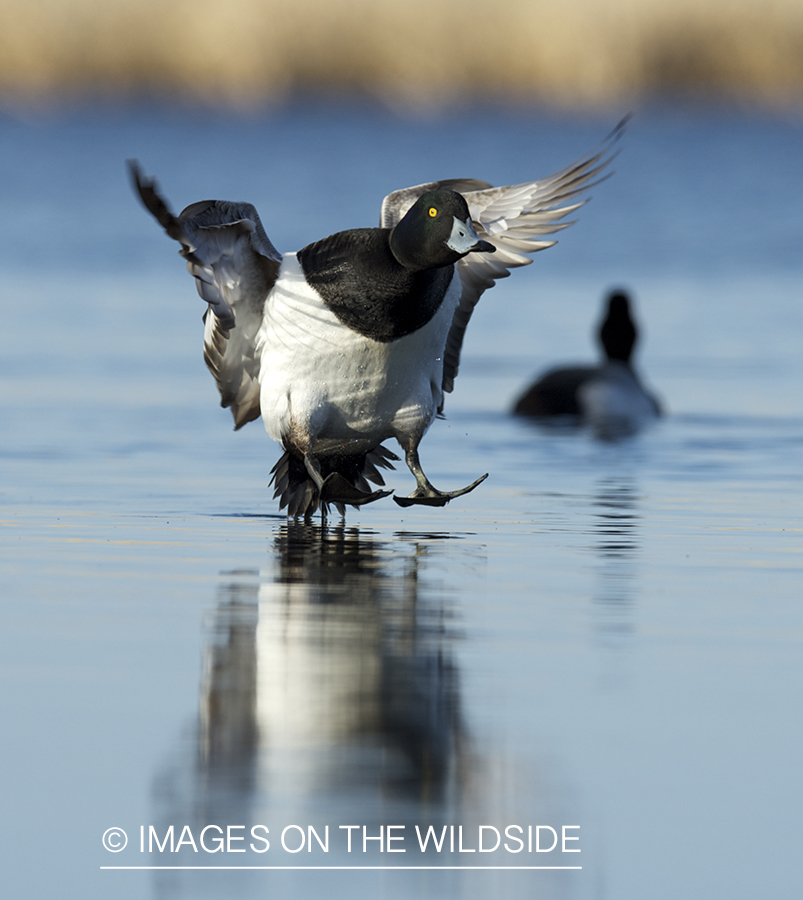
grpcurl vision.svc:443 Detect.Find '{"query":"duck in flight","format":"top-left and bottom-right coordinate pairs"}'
top-left (129, 122), bottom-right (622, 517)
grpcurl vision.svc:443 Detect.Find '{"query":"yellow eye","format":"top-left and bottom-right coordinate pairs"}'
top-left (428, 207), bottom-right (437, 218)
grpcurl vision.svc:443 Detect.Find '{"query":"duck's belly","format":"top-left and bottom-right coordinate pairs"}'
top-left (257, 254), bottom-right (459, 456)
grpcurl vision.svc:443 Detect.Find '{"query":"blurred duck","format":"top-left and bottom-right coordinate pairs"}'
top-left (513, 290), bottom-right (661, 438)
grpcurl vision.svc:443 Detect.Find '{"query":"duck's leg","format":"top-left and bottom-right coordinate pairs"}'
top-left (303, 454), bottom-right (392, 508)
top-left (393, 445), bottom-right (488, 508)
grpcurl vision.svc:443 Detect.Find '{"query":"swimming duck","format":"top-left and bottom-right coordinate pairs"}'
top-left (513, 290), bottom-right (661, 438)
top-left (129, 124), bottom-right (622, 517)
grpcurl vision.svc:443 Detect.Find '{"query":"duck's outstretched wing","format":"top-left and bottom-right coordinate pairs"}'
top-left (129, 161), bottom-right (282, 429)
top-left (379, 118), bottom-right (627, 400)
top-left (446, 122), bottom-right (628, 395)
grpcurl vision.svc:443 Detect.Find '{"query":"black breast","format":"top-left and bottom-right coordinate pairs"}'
top-left (297, 228), bottom-right (453, 343)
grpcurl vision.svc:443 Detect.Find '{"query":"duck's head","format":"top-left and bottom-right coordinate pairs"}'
top-left (390, 190), bottom-right (495, 270)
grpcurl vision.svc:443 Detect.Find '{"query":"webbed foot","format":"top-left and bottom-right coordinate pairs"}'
top-left (394, 473), bottom-right (488, 508)
top-left (320, 473), bottom-right (392, 507)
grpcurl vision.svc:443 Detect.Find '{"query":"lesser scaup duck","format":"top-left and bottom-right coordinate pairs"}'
top-left (513, 290), bottom-right (661, 438)
top-left (129, 124), bottom-right (622, 516)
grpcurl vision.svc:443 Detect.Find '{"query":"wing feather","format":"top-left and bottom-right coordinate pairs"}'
top-left (441, 120), bottom-right (627, 397)
top-left (380, 178), bottom-right (493, 228)
top-left (129, 162), bottom-right (282, 429)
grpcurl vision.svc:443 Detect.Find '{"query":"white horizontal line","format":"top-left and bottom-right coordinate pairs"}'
top-left (101, 865), bottom-right (582, 871)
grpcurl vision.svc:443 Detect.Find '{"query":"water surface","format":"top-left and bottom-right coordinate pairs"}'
top-left (1, 103), bottom-right (801, 899)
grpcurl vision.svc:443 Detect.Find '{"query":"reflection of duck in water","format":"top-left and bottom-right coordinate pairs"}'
top-left (589, 477), bottom-right (640, 677)
top-left (513, 290), bottom-right (661, 438)
top-left (152, 526), bottom-right (564, 897)
top-left (191, 524), bottom-right (467, 822)
top-left (254, 524), bottom-right (466, 802)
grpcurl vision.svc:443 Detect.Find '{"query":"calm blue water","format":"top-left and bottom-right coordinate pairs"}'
top-left (1, 102), bottom-right (802, 900)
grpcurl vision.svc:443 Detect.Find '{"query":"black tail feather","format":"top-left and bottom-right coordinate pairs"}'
top-left (270, 445), bottom-right (399, 518)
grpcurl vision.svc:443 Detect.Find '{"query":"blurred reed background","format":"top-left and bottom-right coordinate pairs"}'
top-left (1, 0), bottom-right (802, 109)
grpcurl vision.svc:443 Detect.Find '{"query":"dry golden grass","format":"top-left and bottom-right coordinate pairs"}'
top-left (1, 0), bottom-right (802, 107)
